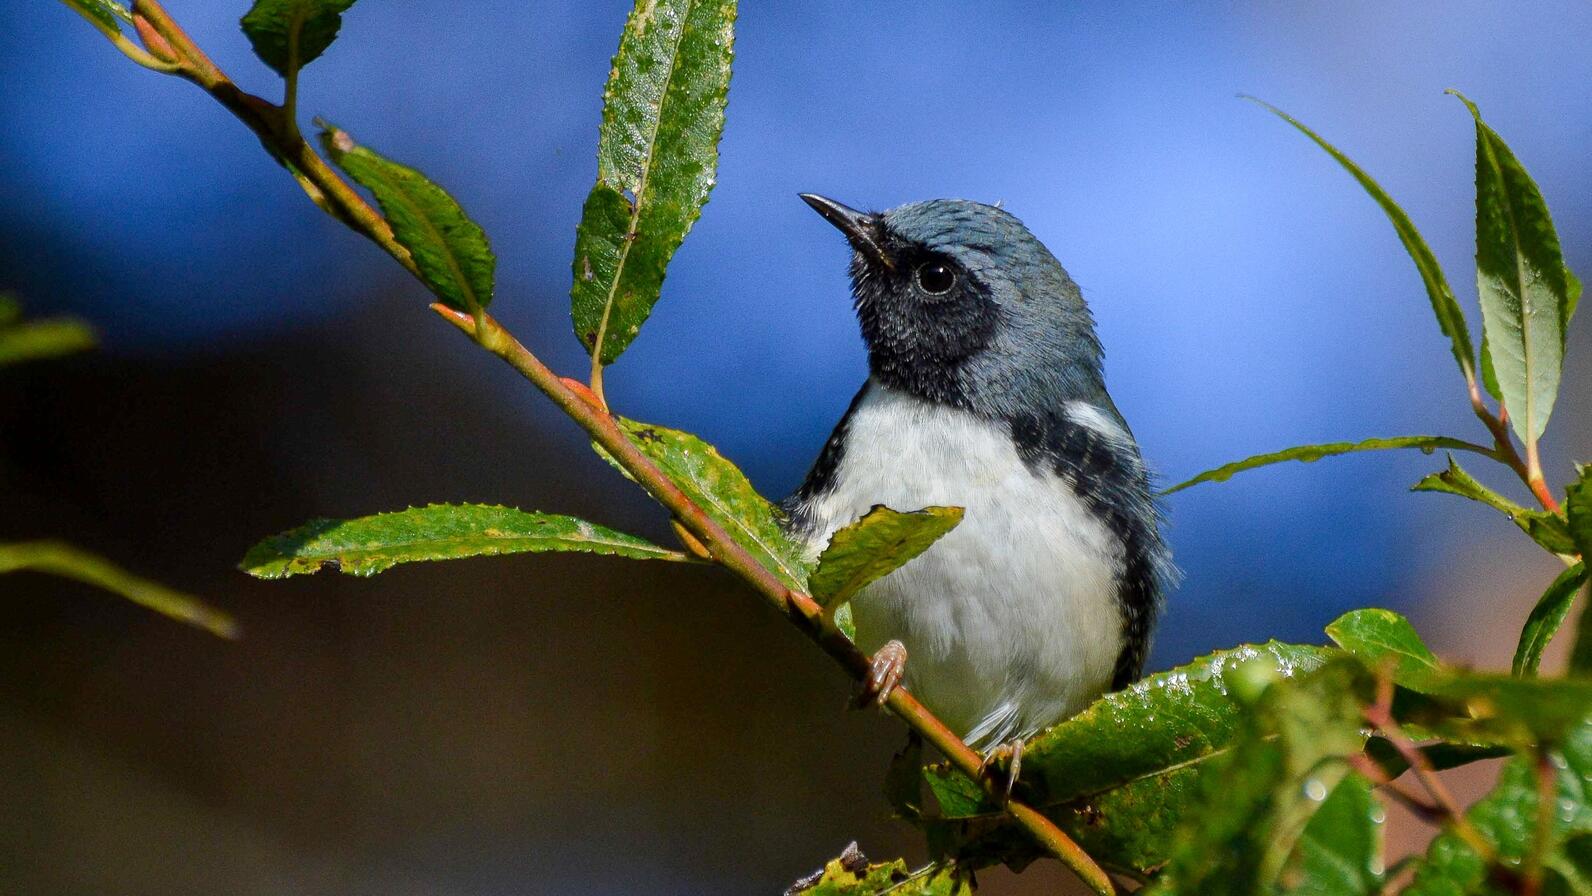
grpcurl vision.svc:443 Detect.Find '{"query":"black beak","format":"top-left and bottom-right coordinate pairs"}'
top-left (799, 193), bottom-right (894, 270)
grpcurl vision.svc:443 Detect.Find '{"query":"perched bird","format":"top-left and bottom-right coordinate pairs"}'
top-left (783, 195), bottom-right (1173, 760)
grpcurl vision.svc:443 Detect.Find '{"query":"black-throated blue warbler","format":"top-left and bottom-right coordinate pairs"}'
top-left (784, 195), bottom-right (1173, 764)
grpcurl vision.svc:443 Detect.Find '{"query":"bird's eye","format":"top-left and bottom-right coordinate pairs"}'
top-left (915, 262), bottom-right (956, 295)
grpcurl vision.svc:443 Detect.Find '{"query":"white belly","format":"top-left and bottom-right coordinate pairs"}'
top-left (792, 383), bottom-right (1126, 749)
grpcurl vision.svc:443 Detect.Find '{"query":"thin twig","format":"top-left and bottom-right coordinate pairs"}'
top-left (1364, 673), bottom-right (1496, 862)
top-left (1468, 381), bottom-right (1560, 513)
top-left (105, 4), bottom-right (1119, 892)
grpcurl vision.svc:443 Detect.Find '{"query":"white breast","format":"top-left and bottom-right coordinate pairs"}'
top-left (793, 383), bottom-right (1126, 749)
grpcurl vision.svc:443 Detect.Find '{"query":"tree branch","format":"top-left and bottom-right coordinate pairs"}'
top-left (106, 3), bottom-right (1118, 892)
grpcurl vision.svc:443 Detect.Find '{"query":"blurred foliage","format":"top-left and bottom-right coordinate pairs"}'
top-left (0, 294), bottom-right (234, 636)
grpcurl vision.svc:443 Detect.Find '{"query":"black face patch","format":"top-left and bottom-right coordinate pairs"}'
top-left (849, 238), bottom-right (1000, 407)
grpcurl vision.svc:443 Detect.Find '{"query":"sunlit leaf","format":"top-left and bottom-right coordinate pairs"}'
top-left (58, 0), bottom-right (129, 35)
top-left (1513, 562), bottom-right (1588, 676)
top-left (810, 505), bottom-right (962, 608)
top-left (785, 843), bottom-right (968, 896)
top-left (1251, 98), bottom-right (1477, 388)
top-left (240, 503), bottom-right (687, 579)
top-left (571, 0), bottom-right (736, 366)
top-left (614, 419), bottom-right (809, 591)
top-left (1413, 454), bottom-right (1576, 554)
top-left (0, 540), bottom-right (235, 638)
top-left (1454, 91), bottom-right (1574, 446)
top-left (920, 642), bottom-right (1332, 878)
top-left (1164, 436), bottom-right (1491, 495)
top-left (320, 122), bottom-right (495, 313)
top-left (1326, 608), bottom-right (1443, 692)
top-left (241, 0), bottom-right (358, 77)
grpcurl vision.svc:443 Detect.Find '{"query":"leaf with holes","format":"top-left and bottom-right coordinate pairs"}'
top-left (1164, 436), bottom-right (1491, 495)
top-left (810, 505), bottom-right (962, 609)
top-left (240, 504), bottom-right (687, 579)
top-left (320, 122), bottom-right (495, 313)
top-left (570, 0), bottom-right (736, 366)
top-left (1454, 91), bottom-right (1574, 446)
top-left (241, 0), bottom-right (358, 77)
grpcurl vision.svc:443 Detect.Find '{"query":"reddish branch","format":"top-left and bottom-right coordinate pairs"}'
top-left (118, 3), bottom-right (1118, 892)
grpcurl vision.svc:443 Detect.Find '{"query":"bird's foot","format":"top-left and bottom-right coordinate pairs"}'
top-left (853, 639), bottom-right (907, 709)
top-left (980, 738), bottom-right (1025, 805)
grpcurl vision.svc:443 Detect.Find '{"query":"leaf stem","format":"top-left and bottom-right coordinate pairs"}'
top-left (1364, 673), bottom-right (1495, 862)
top-left (432, 306), bottom-right (1117, 896)
top-left (1468, 383), bottom-right (1561, 513)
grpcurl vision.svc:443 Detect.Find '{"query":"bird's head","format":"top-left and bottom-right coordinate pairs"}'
top-left (800, 194), bottom-right (1106, 418)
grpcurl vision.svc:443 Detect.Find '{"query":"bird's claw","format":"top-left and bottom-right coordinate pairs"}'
top-left (980, 738), bottom-right (1025, 805)
top-left (854, 639), bottom-right (907, 709)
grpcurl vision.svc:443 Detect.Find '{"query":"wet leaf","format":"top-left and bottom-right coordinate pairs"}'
top-left (571, 0), bottom-right (736, 365)
top-left (920, 642), bottom-right (1332, 877)
top-left (241, 0), bottom-right (358, 77)
top-left (615, 419), bottom-right (809, 591)
top-left (320, 122), bottom-right (495, 313)
top-left (1454, 91), bottom-right (1574, 446)
top-left (1164, 436), bottom-right (1491, 495)
top-left (1413, 454), bottom-right (1576, 554)
top-left (1405, 720), bottom-right (1592, 895)
top-left (1146, 658), bottom-right (1375, 894)
top-left (1283, 775), bottom-right (1385, 895)
top-left (810, 505), bottom-right (962, 608)
top-left (240, 503), bottom-right (687, 578)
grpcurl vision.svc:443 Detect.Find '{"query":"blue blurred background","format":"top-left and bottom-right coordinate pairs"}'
top-left (2, 2), bottom-right (1588, 894)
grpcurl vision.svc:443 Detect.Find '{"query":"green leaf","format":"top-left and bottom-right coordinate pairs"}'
top-left (0, 540), bottom-right (236, 638)
top-left (1514, 563), bottom-right (1589, 676)
top-left (1147, 658), bottom-right (1376, 894)
top-left (0, 316), bottom-right (96, 366)
top-left (1453, 91), bottom-right (1574, 446)
top-left (1569, 470), bottom-right (1592, 674)
top-left (1421, 674), bottom-right (1592, 748)
top-left (59, 0), bottom-right (130, 35)
top-left (570, 0), bottom-right (736, 366)
top-left (920, 642), bottom-right (1333, 878)
top-left (241, 0), bottom-right (357, 77)
top-left (1249, 98), bottom-right (1477, 387)
top-left (614, 419), bottom-right (809, 591)
top-left (786, 844), bottom-right (969, 895)
top-left (240, 503), bottom-right (687, 579)
top-left (319, 122), bottom-right (495, 313)
top-left (1405, 720), bottom-right (1592, 895)
top-left (1326, 608), bottom-right (1444, 692)
top-left (1164, 436), bottom-right (1491, 495)
top-left (810, 505), bottom-right (962, 608)
top-left (1289, 776), bottom-right (1386, 896)
top-left (1413, 454), bottom-right (1577, 554)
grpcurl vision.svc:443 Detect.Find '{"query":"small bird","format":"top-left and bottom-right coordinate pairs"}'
top-left (783, 195), bottom-right (1172, 762)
